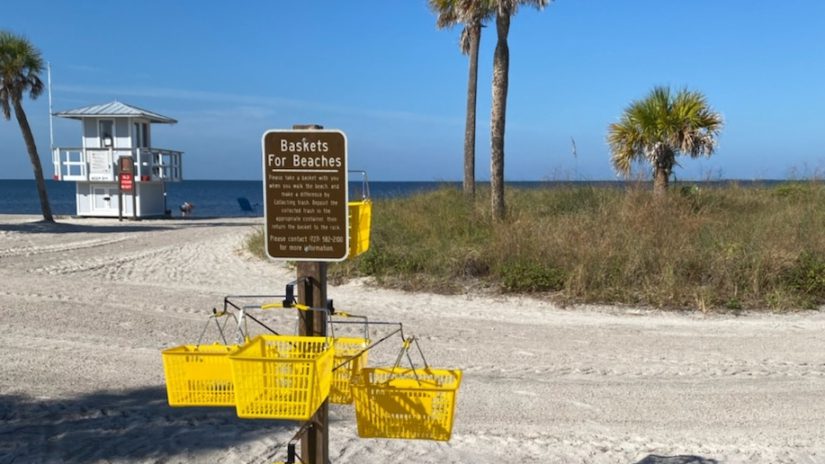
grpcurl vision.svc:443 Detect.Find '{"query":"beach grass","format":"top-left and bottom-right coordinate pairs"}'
top-left (247, 182), bottom-right (825, 310)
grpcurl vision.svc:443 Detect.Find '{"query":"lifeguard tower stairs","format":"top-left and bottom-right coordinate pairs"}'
top-left (52, 101), bottom-right (183, 218)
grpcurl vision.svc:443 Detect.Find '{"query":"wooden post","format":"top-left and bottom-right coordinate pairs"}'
top-left (118, 184), bottom-right (123, 222)
top-left (132, 177), bottom-right (137, 220)
top-left (297, 262), bottom-right (329, 464)
top-left (294, 123), bottom-right (328, 464)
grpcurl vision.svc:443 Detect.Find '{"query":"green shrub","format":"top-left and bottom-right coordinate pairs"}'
top-left (499, 261), bottom-right (566, 292)
top-left (784, 252), bottom-right (825, 299)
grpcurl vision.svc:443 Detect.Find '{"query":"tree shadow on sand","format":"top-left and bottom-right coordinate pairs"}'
top-left (0, 386), bottom-right (318, 463)
top-left (634, 455), bottom-right (719, 464)
top-left (0, 220), bottom-right (174, 234)
top-left (0, 219), bottom-right (257, 234)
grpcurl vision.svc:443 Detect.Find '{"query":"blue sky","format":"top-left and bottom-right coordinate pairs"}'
top-left (2, 1), bottom-right (824, 181)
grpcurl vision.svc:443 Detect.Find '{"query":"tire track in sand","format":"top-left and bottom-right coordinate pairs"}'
top-left (0, 236), bottom-right (128, 258)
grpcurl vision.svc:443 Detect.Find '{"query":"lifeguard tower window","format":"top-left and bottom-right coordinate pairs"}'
top-left (133, 122), bottom-right (150, 147)
top-left (99, 120), bottom-right (114, 147)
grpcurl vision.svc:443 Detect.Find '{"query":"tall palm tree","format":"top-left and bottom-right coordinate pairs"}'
top-left (490, 0), bottom-right (550, 220)
top-left (608, 86), bottom-right (723, 196)
top-left (0, 31), bottom-right (53, 222)
top-left (429, 0), bottom-right (494, 199)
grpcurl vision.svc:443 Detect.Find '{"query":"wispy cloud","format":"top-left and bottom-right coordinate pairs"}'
top-left (62, 64), bottom-right (108, 74)
top-left (53, 84), bottom-right (462, 127)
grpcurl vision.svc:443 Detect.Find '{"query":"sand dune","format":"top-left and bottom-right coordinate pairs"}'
top-left (1, 215), bottom-right (824, 464)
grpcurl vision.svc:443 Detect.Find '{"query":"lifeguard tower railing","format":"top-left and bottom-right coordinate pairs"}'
top-left (52, 147), bottom-right (183, 182)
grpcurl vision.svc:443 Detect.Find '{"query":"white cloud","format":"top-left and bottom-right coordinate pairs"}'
top-left (53, 84), bottom-right (462, 127)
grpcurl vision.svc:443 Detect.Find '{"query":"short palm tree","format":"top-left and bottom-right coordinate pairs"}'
top-left (489, 0), bottom-right (550, 220)
top-left (608, 86), bottom-right (723, 196)
top-left (0, 31), bottom-right (53, 222)
top-left (429, 0), bottom-right (495, 199)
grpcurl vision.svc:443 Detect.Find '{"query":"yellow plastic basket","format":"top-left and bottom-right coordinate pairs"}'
top-left (351, 367), bottom-right (462, 441)
top-left (330, 337), bottom-right (370, 404)
top-left (230, 335), bottom-right (334, 420)
top-left (161, 343), bottom-right (239, 407)
top-left (348, 200), bottom-right (372, 257)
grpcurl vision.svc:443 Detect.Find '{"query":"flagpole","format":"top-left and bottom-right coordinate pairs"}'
top-left (48, 62), bottom-right (54, 150)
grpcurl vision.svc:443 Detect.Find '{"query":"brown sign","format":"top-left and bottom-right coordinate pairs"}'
top-left (118, 156), bottom-right (135, 174)
top-left (262, 130), bottom-right (348, 261)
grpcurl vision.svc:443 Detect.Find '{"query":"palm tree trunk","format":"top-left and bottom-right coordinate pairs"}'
top-left (653, 166), bottom-right (669, 197)
top-left (652, 146), bottom-right (672, 197)
top-left (463, 21), bottom-right (481, 199)
top-left (13, 98), bottom-right (54, 222)
top-left (490, 10), bottom-right (510, 220)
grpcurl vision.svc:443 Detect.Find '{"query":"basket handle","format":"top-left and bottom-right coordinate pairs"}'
top-left (193, 308), bottom-right (237, 346)
top-left (387, 336), bottom-right (431, 385)
top-left (330, 311), bottom-right (370, 340)
top-left (349, 169), bottom-right (370, 200)
top-left (261, 302), bottom-right (310, 311)
top-left (261, 302), bottom-right (337, 340)
top-left (222, 294), bottom-right (296, 339)
top-left (331, 321), bottom-right (405, 372)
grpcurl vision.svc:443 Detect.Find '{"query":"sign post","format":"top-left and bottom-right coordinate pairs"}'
top-left (262, 125), bottom-right (347, 464)
top-left (118, 157), bottom-right (135, 222)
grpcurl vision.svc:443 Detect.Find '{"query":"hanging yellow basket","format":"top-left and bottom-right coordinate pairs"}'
top-left (161, 343), bottom-right (239, 407)
top-left (351, 367), bottom-right (462, 441)
top-left (230, 335), bottom-right (334, 420)
top-left (348, 199), bottom-right (372, 257)
top-left (330, 337), bottom-right (370, 404)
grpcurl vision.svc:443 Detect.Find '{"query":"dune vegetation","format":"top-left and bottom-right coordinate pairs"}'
top-left (248, 182), bottom-right (825, 311)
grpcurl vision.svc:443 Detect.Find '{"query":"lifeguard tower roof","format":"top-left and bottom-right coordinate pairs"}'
top-left (55, 101), bottom-right (177, 124)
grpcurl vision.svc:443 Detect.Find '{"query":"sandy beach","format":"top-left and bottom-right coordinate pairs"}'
top-left (1, 215), bottom-right (824, 464)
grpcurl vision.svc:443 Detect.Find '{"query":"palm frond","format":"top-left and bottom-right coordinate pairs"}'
top-left (607, 85), bottom-right (723, 179)
top-left (0, 30), bottom-right (45, 110)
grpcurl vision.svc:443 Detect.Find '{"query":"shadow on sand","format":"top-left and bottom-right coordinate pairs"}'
top-left (634, 455), bottom-right (719, 464)
top-left (0, 220), bottom-right (174, 234)
top-left (0, 218), bottom-right (259, 234)
top-left (0, 386), bottom-right (301, 463)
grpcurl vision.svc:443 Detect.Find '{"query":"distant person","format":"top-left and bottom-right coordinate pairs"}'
top-left (180, 201), bottom-right (194, 218)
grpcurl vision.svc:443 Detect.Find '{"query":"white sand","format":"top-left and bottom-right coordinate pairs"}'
top-left (1, 215), bottom-right (824, 464)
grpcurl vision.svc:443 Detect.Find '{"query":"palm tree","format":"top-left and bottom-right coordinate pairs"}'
top-left (429, 0), bottom-right (494, 199)
top-left (490, 0), bottom-right (550, 220)
top-left (607, 86), bottom-right (723, 196)
top-left (0, 31), bottom-right (53, 222)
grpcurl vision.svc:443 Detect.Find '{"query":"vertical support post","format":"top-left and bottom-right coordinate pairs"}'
top-left (297, 261), bottom-right (329, 464)
top-left (131, 156), bottom-right (137, 220)
top-left (118, 163), bottom-right (123, 223)
top-left (290, 122), bottom-right (330, 464)
top-left (118, 183), bottom-right (123, 222)
top-left (132, 181), bottom-right (138, 220)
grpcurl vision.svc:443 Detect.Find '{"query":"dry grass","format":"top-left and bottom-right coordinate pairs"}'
top-left (249, 182), bottom-right (825, 310)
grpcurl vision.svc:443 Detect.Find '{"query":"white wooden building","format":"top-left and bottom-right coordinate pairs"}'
top-left (52, 101), bottom-right (183, 218)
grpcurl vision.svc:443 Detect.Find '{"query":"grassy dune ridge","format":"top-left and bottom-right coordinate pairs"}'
top-left (249, 182), bottom-right (825, 310)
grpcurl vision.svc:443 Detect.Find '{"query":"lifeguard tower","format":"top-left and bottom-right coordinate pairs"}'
top-left (52, 101), bottom-right (183, 218)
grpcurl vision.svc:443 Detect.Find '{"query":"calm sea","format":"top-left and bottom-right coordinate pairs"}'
top-left (0, 179), bottom-right (468, 217)
top-left (0, 179), bottom-right (785, 218)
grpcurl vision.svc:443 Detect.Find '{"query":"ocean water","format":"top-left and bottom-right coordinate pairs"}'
top-left (0, 179), bottom-right (469, 217)
top-left (0, 179), bottom-right (785, 218)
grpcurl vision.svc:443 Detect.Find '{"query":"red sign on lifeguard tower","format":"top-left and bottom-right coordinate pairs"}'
top-left (119, 173), bottom-right (134, 192)
top-left (119, 157), bottom-right (135, 192)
